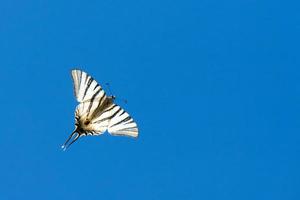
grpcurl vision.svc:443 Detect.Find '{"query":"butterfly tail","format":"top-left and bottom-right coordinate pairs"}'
top-left (61, 130), bottom-right (80, 151)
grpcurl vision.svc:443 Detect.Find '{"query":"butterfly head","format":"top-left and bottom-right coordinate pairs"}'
top-left (107, 95), bottom-right (128, 104)
top-left (108, 95), bottom-right (116, 101)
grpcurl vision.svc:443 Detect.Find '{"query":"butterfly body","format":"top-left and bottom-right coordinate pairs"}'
top-left (62, 70), bottom-right (138, 150)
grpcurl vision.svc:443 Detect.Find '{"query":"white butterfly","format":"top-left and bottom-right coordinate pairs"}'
top-left (62, 69), bottom-right (138, 150)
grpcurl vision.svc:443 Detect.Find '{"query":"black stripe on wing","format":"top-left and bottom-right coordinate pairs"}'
top-left (107, 104), bottom-right (139, 138)
top-left (71, 69), bottom-right (107, 103)
top-left (82, 76), bottom-right (93, 100)
top-left (92, 105), bottom-right (121, 124)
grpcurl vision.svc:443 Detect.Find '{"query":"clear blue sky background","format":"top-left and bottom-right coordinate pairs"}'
top-left (0, 0), bottom-right (299, 199)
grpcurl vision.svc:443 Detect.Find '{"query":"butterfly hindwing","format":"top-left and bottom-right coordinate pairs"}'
top-left (75, 101), bottom-right (111, 135)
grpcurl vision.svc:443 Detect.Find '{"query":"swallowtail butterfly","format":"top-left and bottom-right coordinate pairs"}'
top-left (62, 69), bottom-right (138, 150)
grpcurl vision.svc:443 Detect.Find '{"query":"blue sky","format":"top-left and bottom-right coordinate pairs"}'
top-left (0, 0), bottom-right (299, 199)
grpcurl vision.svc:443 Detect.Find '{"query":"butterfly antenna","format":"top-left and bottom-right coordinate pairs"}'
top-left (121, 98), bottom-right (128, 104)
top-left (105, 82), bottom-right (113, 96)
top-left (105, 83), bottom-right (127, 104)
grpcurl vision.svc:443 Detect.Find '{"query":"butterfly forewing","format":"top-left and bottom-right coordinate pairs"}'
top-left (108, 104), bottom-right (139, 138)
top-left (71, 69), bottom-right (107, 103)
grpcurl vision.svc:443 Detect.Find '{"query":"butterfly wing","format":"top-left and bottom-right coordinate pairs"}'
top-left (71, 69), bottom-right (107, 103)
top-left (62, 100), bottom-right (110, 150)
top-left (74, 102), bottom-right (117, 135)
top-left (107, 104), bottom-right (139, 138)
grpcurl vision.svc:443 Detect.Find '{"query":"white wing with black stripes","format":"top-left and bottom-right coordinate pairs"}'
top-left (71, 69), bottom-right (107, 103)
top-left (108, 105), bottom-right (139, 137)
top-left (61, 69), bottom-right (139, 150)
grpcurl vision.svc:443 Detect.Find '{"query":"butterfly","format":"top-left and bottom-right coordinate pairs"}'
top-left (62, 69), bottom-right (138, 150)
